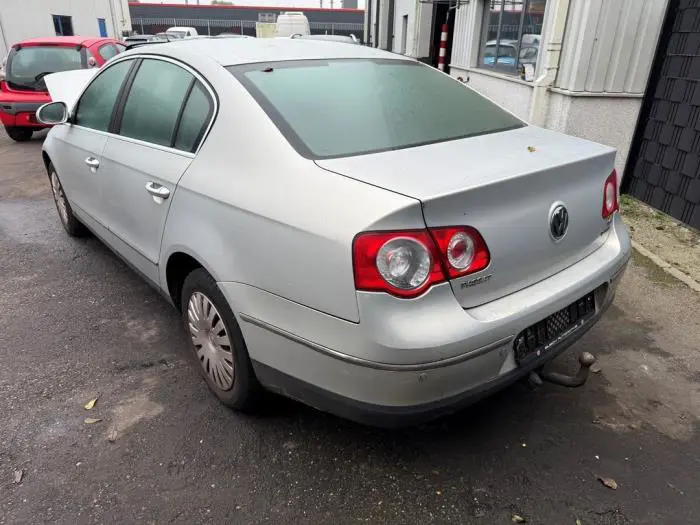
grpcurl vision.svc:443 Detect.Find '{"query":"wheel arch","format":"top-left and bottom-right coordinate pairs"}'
top-left (165, 251), bottom-right (204, 311)
top-left (164, 249), bottom-right (226, 311)
top-left (41, 150), bottom-right (52, 175)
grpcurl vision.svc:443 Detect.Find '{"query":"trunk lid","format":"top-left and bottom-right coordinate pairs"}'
top-left (317, 125), bottom-right (616, 308)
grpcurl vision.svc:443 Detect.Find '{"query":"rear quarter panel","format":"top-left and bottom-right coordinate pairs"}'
top-left (159, 58), bottom-right (422, 322)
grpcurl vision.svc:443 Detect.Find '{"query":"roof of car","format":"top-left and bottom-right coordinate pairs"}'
top-left (126, 37), bottom-right (409, 66)
top-left (15, 36), bottom-right (113, 47)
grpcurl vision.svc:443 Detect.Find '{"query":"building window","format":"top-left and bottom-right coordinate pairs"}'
top-left (258, 12), bottom-right (277, 23)
top-left (98, 18), bottom-right (108, 37)
top-left (52, 15), bottom-right (74, 36)
top-left (479, 0), bottom-right (545, 80)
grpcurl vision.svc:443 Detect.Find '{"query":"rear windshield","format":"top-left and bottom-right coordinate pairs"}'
top-left (6, 45), bottom-right (85, 91)
top-left (228, 59), bottom-right (523, 159)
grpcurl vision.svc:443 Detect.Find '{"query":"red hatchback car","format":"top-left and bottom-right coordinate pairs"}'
top-left (0, 36), bottom-right (125, 141)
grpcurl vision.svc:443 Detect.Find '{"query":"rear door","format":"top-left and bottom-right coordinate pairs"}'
top-left (51, 59), bottom-right (135, 220)
top-left (94, 57), bottom-right (215, 284)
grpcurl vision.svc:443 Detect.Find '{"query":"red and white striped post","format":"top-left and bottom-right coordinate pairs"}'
top-left (437, 23), bottom-right (448, 71)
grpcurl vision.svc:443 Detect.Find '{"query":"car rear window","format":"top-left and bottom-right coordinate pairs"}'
top-left (228, 59), bottom-right (524, 159)
top-left (6, 45), bottom-right (84, 91)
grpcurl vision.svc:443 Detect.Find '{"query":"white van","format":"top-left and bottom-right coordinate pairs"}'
top-left (275, 12), bottom-right (310, 38)
top-left (165, 27), bottom-right (199, 39)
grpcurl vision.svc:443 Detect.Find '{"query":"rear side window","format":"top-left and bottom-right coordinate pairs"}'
top-left (174, 82), bottom-right (213, 152)
top-left (229, 59), bottom-right (524, 159)
top-left (75, 60), bottom-right (133, 132)
top-left (118, 59), bottom-right (193, 147)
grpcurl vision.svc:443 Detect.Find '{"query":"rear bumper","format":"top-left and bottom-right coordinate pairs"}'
top-left (252, 294), bottom-right (613, 427)
top-left (223, 214), bottom-right (631, 426)
top-left (0, 101), bottom-right (49, 128)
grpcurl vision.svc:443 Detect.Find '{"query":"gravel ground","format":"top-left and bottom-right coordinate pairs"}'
top-left (621, 196), bottom-right (700, 284)
top-left (1, 131), bottom-right (699, 524)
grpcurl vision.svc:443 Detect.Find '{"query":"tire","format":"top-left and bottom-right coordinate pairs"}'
top-left (5, 126), bottom-right (33, 142)
top-left (181, 268), bottom-right (262, 411)
top-left (48, 163), bottom-right (89, 237)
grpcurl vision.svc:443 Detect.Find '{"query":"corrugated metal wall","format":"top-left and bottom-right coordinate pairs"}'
top-left (556, 0), bottom-right (668, 94)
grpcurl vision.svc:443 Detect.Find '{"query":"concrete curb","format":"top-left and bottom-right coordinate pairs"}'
top-left (631, 240), bottom-right (700, 293)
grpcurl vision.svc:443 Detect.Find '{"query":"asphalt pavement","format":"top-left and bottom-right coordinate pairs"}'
top-left (1, 130), bottom-right (699, 524)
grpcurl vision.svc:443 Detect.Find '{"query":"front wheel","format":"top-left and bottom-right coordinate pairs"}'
top-left (181, 268), bottom-right (262, 411)
top-left (5, 126), bottom-right (33, 142)
top-left (49, 163), bottom-right (88, 237)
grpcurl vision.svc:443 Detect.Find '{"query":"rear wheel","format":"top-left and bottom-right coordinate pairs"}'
top-left (5, 126), bottom-right (33, 142)
top-left (49, 163), bottom-right (88, 237)
top-left (181, 268), bottom-right (261, 411)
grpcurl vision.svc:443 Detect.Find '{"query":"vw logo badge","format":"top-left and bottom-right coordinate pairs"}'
top-left (550, 204), bottom-right (569, 241)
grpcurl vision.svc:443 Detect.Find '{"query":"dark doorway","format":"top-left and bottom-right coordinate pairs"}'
top-left (429, 2), bottom-right (456, 72)
top-left (385, 0), bottom-right (395, 51)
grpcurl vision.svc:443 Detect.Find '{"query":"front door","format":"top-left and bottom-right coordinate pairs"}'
top-left (49, 125), bottom-right (107, 220)
top-left (55, 59), bottom-right (134, 221)
top-left (93, 58), bottom-right (214, 284)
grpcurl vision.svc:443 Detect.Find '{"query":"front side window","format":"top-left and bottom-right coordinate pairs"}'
top-left (5, 45), bottom-right (84, 91)
top-left (118, 59), bottom-right (194, 147)
top-left (75, 60), bottom-right (133, 132)
top-left (479, 0), bottom-right (545, 80)
top-left (229, 59), bottom-right (523, 159)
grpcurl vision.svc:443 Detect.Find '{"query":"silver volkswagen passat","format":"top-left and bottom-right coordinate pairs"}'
top-left (37, 38), bottom-right (631, 426)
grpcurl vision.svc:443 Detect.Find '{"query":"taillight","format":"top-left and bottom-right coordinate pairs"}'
top-left (602, 169), bottom-right (619, 219)
top-left (353, 231), bottom-right (444, 298)
top-left (430, 226), bottom-right (490, 278)
top-left (353, 226), bottom-right (490, 298)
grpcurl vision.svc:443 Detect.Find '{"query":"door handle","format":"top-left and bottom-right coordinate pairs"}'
top-left (84, 157), bottom-right (100, 169)
top-left (145, 182), bottom-right (170, 199)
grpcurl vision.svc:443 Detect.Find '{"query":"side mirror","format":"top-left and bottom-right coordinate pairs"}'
top-left (36, 101), bottom-right (68, 125)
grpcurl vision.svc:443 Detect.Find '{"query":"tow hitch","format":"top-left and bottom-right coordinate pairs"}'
top-left (527, 352), bottom-right (597, 389)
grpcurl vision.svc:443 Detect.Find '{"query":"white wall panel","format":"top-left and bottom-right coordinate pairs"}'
top-left (450, 0), bottom-right (481, 68)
